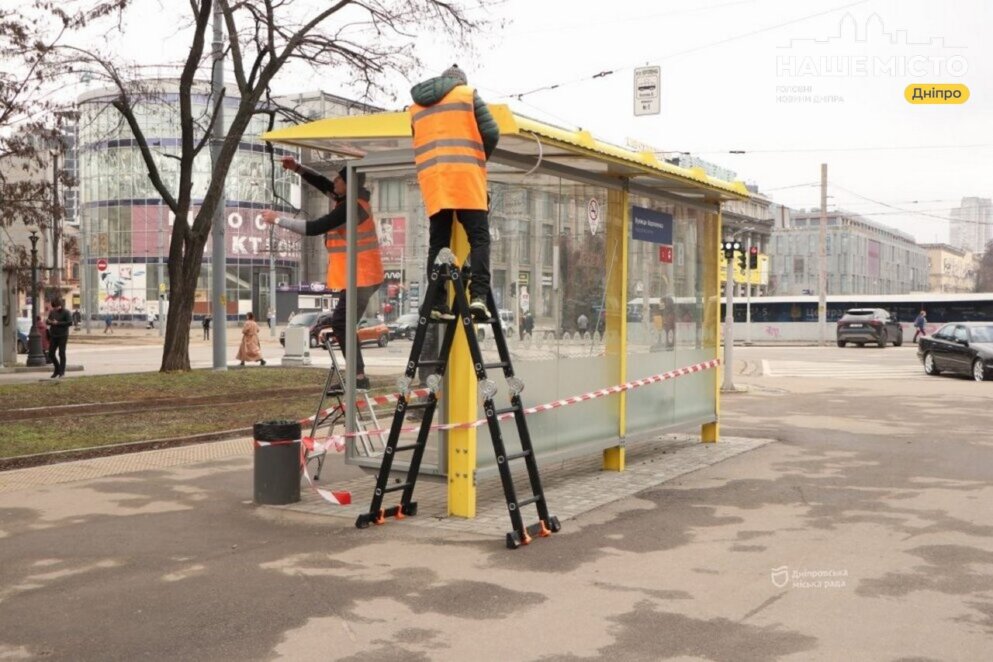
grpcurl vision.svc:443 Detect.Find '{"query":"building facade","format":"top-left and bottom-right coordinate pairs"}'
top-left (76, 83), bottom-right (301, 322)
top-left (949, 197), bottom-right (993, 255)
top-left (920, 243), bottom-right (978, 293)
top-left (769, 210), bottom-right (928, 295)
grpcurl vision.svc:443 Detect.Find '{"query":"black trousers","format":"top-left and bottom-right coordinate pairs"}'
top-left (427, 209), bottom-right (491, 300)
top-left (48, 336), bottom-right (68, 376)
top-left (329, 284), bottom-right (378, 374)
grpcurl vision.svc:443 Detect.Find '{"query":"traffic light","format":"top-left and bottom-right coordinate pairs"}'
top-left (737, 250), bottom-right (747, 272)
top-left (721, 240), bottom-right (740, 260)
top-left (749, 245), bottom-right (759, 269)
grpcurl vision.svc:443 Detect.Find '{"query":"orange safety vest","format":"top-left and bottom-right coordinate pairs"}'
top-left (324, 198), bottom-right (384, 290)
top-left (409, 85), bottom-right (488, 218)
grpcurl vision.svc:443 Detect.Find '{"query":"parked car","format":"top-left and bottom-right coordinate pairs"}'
top-left (387, 313), bottom-right (420, 340)
top-left (279, 311), bottom-right (327, 348)
top-left (318, 318), bottom-right (390, 348)
top-left (836, 308), bottom-right (902, 347)
top-left (476, 308), bottom-right (516, 342)
top-left (16, 317), bottom-right (31, 354)
top-left (918, 322), bottom-right (993, 381)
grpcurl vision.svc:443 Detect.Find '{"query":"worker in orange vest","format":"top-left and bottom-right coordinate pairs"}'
top-left (261, 162), bottom-right (383, 390)
top-left (409, 64), bottom-right (500, 321)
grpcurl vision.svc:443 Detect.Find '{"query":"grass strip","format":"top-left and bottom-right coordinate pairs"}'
top-left (0, 367), bottom-right (327, 410)
top-left (0, 395), bottom-right (321, 459)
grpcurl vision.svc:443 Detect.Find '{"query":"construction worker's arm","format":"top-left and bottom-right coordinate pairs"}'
top-left (473, 91), bottom-right (500, 160)
top-left (281, 156), bottom-right (333, 196)
top-left (261, 204), bottom-right (369, 236)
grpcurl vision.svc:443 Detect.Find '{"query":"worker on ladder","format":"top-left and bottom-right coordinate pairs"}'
top-left (409, 64), bottom-right (500, 321)
top-left (262, 164), bottom-right (383, 390)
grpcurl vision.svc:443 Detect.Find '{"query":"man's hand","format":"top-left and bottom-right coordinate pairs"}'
top-left (261, 210), bottom-right (279, 225)
top-left (280, 155), bottom-right (298, 172)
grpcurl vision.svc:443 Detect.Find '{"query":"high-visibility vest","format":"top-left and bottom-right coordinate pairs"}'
top-left (324, 198), bottom-right (384, 289)
top-left (410, 85), bottom-right (487, 217)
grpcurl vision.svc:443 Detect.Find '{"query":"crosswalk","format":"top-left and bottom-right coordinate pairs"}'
top-left (762, 359), bottom-right (926, 380)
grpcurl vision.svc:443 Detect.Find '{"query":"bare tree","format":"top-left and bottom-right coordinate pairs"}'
top-left (58, 0), bottom-right (482, 371)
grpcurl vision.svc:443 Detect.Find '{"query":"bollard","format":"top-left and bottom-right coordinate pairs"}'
top-left (253, 419), bottom-right (301, 505)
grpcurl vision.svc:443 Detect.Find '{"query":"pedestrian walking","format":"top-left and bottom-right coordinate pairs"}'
top-left (145, 310), bottom-right (155, 330)
top-left (577, 312), bottom-right (589, 334)
top-left (202, 315), bottom-right (211, 341)
top-left (522, 312), bottom-right (535, 339)
top-left (262, 158), bottom-right (383, 391)
top-left (46, 297), bottom-right (72, 378)
top-left (103, 312), bottom-right (113, 334)
top-left (913, 309), bottom-right (928, 342)
top-left (236, 312), bottom-right (266, 366)
top-left (409, 64), bottom-right (500, 321)
top-left (71, 308), bottom-right (81, 329)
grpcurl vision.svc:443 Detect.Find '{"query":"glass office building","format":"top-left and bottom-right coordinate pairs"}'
top-left (76, 84), bottom-right (301, 322)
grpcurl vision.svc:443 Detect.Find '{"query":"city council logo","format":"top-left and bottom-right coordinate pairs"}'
top-left (771, 566), bottom-right (790, 588)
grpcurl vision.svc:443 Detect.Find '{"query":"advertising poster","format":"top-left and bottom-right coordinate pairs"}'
top-left (378, 215), bottom-right (406, 261)
top-left (98, 263), bottom-right (148, 315)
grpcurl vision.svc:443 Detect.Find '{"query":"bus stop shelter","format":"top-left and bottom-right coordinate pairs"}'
top-left (263, 105), bottom-right (749, 519)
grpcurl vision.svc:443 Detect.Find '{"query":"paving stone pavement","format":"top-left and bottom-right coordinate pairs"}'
top-left (0, 434), bottom-right (772, 537)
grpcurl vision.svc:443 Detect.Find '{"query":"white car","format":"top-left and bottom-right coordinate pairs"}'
top-left (476, 309), bottom-right (515, 341)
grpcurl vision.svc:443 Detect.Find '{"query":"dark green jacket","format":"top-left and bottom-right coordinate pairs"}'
top-left (410, 76), bottom-right (500, 159)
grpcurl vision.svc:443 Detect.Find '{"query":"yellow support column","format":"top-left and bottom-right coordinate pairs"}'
top-left (701, 206), bottom-right (721, 443)
top-left (603, 183), bottom-right (629, 471)
top-left (447, 221), bottom-right (477, 517)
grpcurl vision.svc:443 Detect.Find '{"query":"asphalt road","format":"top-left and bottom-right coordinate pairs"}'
top-left (1, 346), bottom-right (992, 660)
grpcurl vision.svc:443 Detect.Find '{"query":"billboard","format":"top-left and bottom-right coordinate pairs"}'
top-left (377, 215), bottom-right (406, 261)
top-left (97, 263), bottom-right (148, 315)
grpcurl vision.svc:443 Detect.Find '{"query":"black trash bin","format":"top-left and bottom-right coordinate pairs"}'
top-left (253, 420), bottom-right (301, 505)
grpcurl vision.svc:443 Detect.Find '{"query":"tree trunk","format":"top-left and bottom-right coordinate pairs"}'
top-left (160, 241), bottom-right (208, 371)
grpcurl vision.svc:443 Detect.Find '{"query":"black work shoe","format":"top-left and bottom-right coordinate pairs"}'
top-left (260, 359), bottom-right (266, 366)
top-left (469, 297), bottom-right (491, 320)
top-left (356, 375), bottom-right (371, 390)
top-left (430, 305), bottom-right (455, 321)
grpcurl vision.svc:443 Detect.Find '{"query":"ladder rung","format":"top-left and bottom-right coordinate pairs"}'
top-left (404, 401), bottom-right (433, 411)
top-left (417, 359), bottom-right (447, 368)
top-left (395, 443), bottom-right (423, 452)
top-left (517, 495), bottom-right (542, 508)
top-left (505, 450), bottom-right (531, 461)
top-left (383, 482), bottom-right (413, 493)
top-left (482, 361), bottom-right (510, 370)
top-left (493, 405), bottom-right (520, 416)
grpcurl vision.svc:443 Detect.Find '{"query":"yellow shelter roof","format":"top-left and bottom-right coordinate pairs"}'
top-left (262, 104), bottom-right (749, 203)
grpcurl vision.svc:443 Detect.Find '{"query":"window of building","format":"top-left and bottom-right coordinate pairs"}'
top-left (541, 224), bottom-right (554, 265)
top-left (519, 220), bottom-right (531, 263)
top-left (376, 178), bottom-right (405, 210)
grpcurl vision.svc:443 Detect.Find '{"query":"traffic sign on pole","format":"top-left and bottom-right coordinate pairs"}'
top-left (634, 66), bottom-right (661, 116)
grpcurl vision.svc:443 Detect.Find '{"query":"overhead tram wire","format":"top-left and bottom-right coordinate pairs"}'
top-left (504, 0), bottom-right (869, 100)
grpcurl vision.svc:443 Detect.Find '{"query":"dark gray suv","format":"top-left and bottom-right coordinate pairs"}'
top-left (837, 308), bottom-right (903, 347)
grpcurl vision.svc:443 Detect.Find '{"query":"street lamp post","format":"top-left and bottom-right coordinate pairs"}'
top-left (26, 230), bottom-right (47, 367)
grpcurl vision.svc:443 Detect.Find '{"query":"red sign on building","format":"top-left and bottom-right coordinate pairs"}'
top-left (96, 258), bottom-right (108, 272)
top-left (658, 245), bottom-right (673, 264)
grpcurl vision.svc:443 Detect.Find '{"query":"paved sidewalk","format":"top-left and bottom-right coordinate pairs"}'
top-left (0, 433), bottom-right (770, 538)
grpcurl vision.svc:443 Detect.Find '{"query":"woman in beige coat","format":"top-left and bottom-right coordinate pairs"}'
top-left (236, 312), bottom-right (266, 366)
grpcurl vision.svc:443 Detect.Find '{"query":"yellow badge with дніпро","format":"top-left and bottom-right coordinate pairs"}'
top-left (905, 83), bottom-right (969, 104)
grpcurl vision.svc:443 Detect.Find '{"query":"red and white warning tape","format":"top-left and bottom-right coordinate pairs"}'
top-left (299, 387), bottom-right (435, 426)
top-left (288, 358), bottom-right (719, 507)
top-left (314, 358), bottom-right (721, 446)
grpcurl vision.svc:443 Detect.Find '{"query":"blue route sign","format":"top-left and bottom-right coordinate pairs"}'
top-left (631, 206), bottom-right (673, 244)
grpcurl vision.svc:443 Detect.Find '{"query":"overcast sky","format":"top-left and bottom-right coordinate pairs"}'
top-left (77, 0), bottom-right (993, 244)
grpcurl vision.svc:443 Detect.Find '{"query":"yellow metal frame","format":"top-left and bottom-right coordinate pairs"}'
top-left (447, 224), bottom-right (476, 517)
top-left (603, 185), bottom-right (629, 472)
top-left (701, 208), bottom-right (722, 443)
